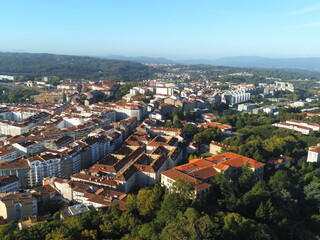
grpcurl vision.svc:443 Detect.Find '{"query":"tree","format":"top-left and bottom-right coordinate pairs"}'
top-left (160, 208), bottom-right (215, 240)
top-left (193, 127), bottom-right (221, 144)
top-left (125, 194), bottom-right (138, 212)
top-left (183, 124), bottom-right (199, 138)
top-left (156, 193), bottom-right (188, 226)
top-left (170, 179), bottom-right (195, 201)
top-left (304, 181), bottom-right (320, 211)
top-left (269, 170), bottom-right (291, 193)
top-left (45, 231), bottom-right (72, 240)
top-left (136, 189), bottom-right (160, 216)
top-left (119, 211), bottom-right (141, 235)
top-left (222, 212), bottom-right (275, 240)
top-left (238, 164), bottom-right (255, 192)
top-left (81, 229), bottom-right (98, 240)
top-left (255, 199), bottom-right (285, 225)
top-left (173, 114), bottom-right (182, 128)
top-left (212, 173), bottom-right (241, 212)
top-left (138, 222), bottom-right (159, 240)
top-left (242, 181), bottom-right (271, 217)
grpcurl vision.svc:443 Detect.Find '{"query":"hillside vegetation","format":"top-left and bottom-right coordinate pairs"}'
top-left (0, 52), bottom-right (156, 81)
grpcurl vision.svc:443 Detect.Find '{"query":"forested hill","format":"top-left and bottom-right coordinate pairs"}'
top-left (0, 52), bottom-right (156, 81)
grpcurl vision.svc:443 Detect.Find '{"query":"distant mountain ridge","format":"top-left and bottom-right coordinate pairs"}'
top-left (179, 56), bottom-right (320, 72)
top-left (105, 55), bottom-right (177, 64)
top-left (105, 55), bottom-right (320, 72)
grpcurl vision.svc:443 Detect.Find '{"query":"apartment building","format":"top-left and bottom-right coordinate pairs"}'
top-left (0, 175), bottom-right (20, 193)
top-left (0, 192), bottom-right (38, 222)
top-left (0, 148), bottom-right (18, 162)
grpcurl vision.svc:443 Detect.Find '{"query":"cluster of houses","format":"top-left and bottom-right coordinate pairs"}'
top-left (0, 77), bottom-right (318, 225)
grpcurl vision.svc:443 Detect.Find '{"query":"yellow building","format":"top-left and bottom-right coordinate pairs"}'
top-left (0, 193), bottom-right (37, 222)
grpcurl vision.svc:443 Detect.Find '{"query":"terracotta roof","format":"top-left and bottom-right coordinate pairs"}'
top-left (0, 158), bottom-right (30, 170)
top-left (161, 169), bottom-right (212, 191)
top-left (206, 152), bottom-right (265, 169)
top-left (210, 141), bottom-right (229, 148)
top-left (188, 167), bottom-right (218, 180)
top-left (309, 145), bottom-right (320, 153)
top-left (268, 156), bottom-right (293, 165)
top-left (199, 122), bottom-right (232, 130)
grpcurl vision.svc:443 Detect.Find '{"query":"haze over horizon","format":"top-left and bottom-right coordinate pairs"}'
top-left (2, 0), bottom-right (320, 59)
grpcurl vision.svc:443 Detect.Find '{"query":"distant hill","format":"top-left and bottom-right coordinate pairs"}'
top-left (105, 55), bottom-right (177, 64)
top-left (179, 56), bottom-right (320, 72)
top-left (0, 52), bottom-right (156, 81)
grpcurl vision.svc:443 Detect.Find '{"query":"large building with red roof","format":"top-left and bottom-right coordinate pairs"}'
top-left (161, 152), bottom-right (265, 199)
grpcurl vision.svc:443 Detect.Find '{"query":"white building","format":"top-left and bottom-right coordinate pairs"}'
top-left (156, 87), bottom-right (174, 96)
top-left (12, 141), bottom-right (45, 156)
top-left (0, 175), bottom-right (20, 193)
top-left (28, 155), bottom-right (61, 186)
top-left (0, 149), bottom-right (18, 162)
top-left (0, 75), bottom-right (16, 81)
top-left (307, 144), bottom-right (320, 163)
top-left (222, 90), bottom-right (250, 105)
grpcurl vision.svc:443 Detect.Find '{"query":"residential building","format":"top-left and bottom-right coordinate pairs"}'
top-left (0, 175), bottom-right (20, 193)
top-left (210, 141), bottom-right (229, 155)
top-left (161, 152), bottom-right (265, 199)
top-left (0, 148), bottom-right (18, 162)
top-left (268, 156), bottom-right (293, 168)
top-left (0, 193), bottom-right (38, 222)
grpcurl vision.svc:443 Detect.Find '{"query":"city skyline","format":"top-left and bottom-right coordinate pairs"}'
top-left (1, 0), bottom-right (320, 59)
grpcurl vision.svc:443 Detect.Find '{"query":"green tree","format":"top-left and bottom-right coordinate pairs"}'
top-left (156, 193), bottom-right (188, 226)
top-left (304, 181), bottom-right (320, 211)
top-left (170, 179), bottom-right (195, 201)
top-left (269, 170), bottom-right (292, 193)
top-left (136, 189), bottom-right (160, 216)
top-left (160, 208), bottom-right (215, 240)
top-left (238, 164), bottom-right (255, 192)
top-left (183, 124), bottom-right (200, 138)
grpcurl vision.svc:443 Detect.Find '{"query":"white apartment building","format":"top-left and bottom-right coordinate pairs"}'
top-left (0, 149), bottom-right (18, 162)
top-left (155, 87), bottom-right (174, 96)
top-left (12, 141), bottom-right (45, 156)
top-left (222, 90), bottom-right (251, 105)
top-left (0, 175), bottom-right (20, 193)
top-left (28, 156), bottom-right (61, 186)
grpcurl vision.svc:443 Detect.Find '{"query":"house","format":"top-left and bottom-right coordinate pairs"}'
top-left (18, 215), bottom-right (46, 230)
top-left (268, 156), bottom-right (293, 169)
top-left (68, 204), bottom-right (91, 216)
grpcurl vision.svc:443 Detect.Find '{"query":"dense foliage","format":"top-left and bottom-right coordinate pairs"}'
top-left (0, 85), bottom-right (40, 103)
top-left (0, 52), bottom-right (156, 81)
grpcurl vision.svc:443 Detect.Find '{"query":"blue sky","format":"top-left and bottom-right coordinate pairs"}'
top-left (1, 0), bottom-right (320, 59)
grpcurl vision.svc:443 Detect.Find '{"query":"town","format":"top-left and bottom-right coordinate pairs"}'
top-left (1, 62), bottom-right (320, 239)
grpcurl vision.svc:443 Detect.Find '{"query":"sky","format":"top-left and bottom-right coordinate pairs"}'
top-left (1, 0), bottom-right (320, 59)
